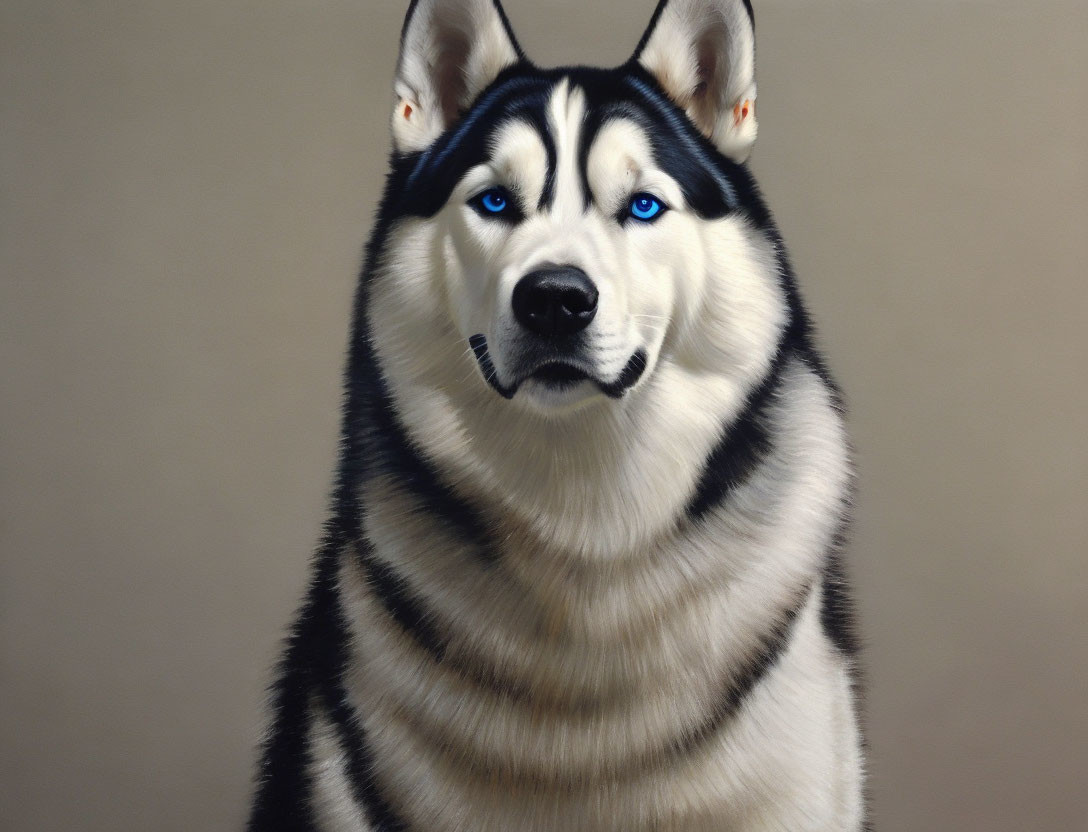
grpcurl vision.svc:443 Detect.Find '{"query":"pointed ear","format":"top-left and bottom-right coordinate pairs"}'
top-left (391, 0), bottom-right (524, 153)
top-left (633, 0), bottom-right (758, 163)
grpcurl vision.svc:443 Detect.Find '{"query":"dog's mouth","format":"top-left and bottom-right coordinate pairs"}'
top-left (528, 362), bottom-right (590, 388)
top-left (469, 335), bottom-right (647, 401)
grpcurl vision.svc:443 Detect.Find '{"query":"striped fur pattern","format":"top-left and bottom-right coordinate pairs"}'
top-left (248, 1), bottom-right (866, 829)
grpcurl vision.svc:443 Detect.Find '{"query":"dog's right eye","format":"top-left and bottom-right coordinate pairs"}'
top-left (469, 187), bottom-right (521, 222)
top-left (628, 193), bottom-right (667, 223)
top-left (481, 190), bottom-right (507, 213)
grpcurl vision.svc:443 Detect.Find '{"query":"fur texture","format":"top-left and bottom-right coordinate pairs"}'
top-left (248, 1), bottom-right (866, 829)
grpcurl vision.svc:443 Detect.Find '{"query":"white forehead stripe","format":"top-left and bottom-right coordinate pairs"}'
top-left (547, 79), bottom-right (588, 216)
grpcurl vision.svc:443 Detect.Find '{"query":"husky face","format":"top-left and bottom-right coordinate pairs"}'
top-left (375, 0), bottom-right (783, 417)
top-left (448, 80), bottom-right (674, 413)
top-left (360, 0), bottom-right (808, 557)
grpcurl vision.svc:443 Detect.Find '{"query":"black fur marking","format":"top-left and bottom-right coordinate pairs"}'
top-left (357, 335), bottom-right (497, 566)
top-left (822, 525), bottom-right (862, 660)
top-left (313, 557), bottom-right (410, 831)
top-left (357, 542), bottom-right (450, 663)
top-left (318, 695), bottom-right (409, 832)
top-left (400, 0), bottom-right (528, 63)
top-left (823, 532), bottom-right (871, 831)
top-left (357, 542), bottom-right (639, 714)
top-left (631, 0), bottom-right (671, 61)
top-left (248, 537), bottom-right (409, 831)
top-left (246, 638), bottom-right (318, 831)
top-left (663, 581), bottom-right (810, 763)
top-left (397, 581), bottom-right (812, 787)
top-left (632, 0), bottom-right (756, 60)
top-left (528, 105), bottom-right (559, 209)
top-left (600, 349), bottom-right (648, 398)
top-left (469, 333), bottom-right (517, 399)
top-left (619, 72), bottom-right (740, 212)
top-left (399, 0), bottom-right (422, 44)
top-left (572, 72), bottom-right (740, 218)
top-left (620, 582), bottom-right (811, 776)
top-left (490, 0), bottom-right (528, 63)
top-left (397, 72), bottom-right (557, 216)
top-left (686, 345), bottom-right (789, 521)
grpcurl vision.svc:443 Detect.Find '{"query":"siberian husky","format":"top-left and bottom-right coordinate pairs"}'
top-left (248, 1), bottom-right (866, 829)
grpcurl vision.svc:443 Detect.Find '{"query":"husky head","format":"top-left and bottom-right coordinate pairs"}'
top-left (360, 0), bottom-right (800, 553)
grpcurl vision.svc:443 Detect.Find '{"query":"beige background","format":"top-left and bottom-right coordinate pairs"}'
top-left (2, 1), bottom-right (1086, 829)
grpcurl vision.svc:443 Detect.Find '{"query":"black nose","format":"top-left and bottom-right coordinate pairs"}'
top-left (512, 266), bottom-right (598, 338)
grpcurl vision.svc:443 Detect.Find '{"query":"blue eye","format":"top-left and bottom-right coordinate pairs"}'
top-left (470, 187), bottom-right (523, 222)
top-left (629, 193), bottom-right (666, 222)
top-left (478, 188), bottom-right (509, 215)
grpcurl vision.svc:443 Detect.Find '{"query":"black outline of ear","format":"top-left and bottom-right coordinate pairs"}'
top-left (399, 0), bottom-right (528, 64)
top-left (631, 0), bottom-right (755, 63)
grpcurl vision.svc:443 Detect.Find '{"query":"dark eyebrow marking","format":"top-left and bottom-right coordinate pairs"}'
top-left (515, 105), bottom-right (558, 210)
top-left (392, 64), bottom-right (742, 224)
top-left (404, 75), bottom-right (546, 193)
top-left (395, 73), bottom-right (558, 218)
top-left (577, 100), bottom-right (642, 211)
top-left (568, 68), bottom-right (738, 219)
top-left (622, 75), bottom-right (738, 211)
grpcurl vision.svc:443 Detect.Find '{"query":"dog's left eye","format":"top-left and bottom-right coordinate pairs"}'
top-left (469, 187), bottom-right (519, 221)
top-left (628, 193), bottom-right (667, 223)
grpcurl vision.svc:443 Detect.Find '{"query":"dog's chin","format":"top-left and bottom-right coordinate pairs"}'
top-left (517, 365), bottom-right (601, 413)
